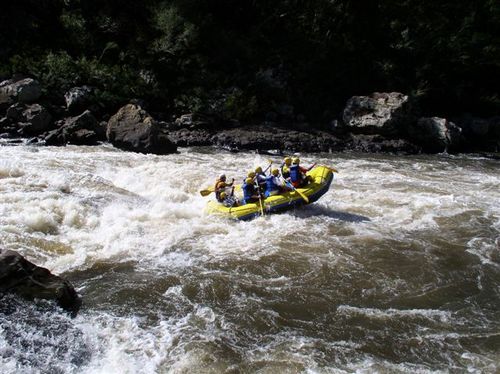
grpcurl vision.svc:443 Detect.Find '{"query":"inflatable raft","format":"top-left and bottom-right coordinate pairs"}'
top-left (205, 165), bottom-right (334, 220)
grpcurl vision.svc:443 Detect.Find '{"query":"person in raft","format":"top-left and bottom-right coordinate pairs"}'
top-left (243, 171), bottom-right (256, 184)
top-left (214, 174), bottom-right (234, 203)
top-left (265, 168), bottom-right (289, 197)
top-left (254, 166), bottom-right (267, 190)
top-left (242, 177), bottom-right (261, 204)
top-left (280, 157), bottom-right (292, 180)
top-left (218, 191), bottom-right (238, 207)
top-left (289, 158), bottom-right (316, 188)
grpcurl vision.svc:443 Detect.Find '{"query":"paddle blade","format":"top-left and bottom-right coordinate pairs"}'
top-left (199, 189), bottom-right (213, 197)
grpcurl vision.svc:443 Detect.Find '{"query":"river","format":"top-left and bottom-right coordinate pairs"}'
top-left (1, 143), bottom-right (499, 373)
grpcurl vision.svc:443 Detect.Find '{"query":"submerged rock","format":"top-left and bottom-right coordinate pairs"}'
top-left (107, 103), bottom-right (177, 154)
top-left (0, 248), bottom-right (81, 316)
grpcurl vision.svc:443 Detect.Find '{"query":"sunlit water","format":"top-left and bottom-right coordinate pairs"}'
top-left (1, 143), bottom-right (499, 373)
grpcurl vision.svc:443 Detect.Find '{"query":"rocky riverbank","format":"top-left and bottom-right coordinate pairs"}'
top-left (1, 77), bottom-right (498, 155)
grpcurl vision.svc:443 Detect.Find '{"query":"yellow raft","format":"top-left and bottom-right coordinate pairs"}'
top-left (205, 165), bottom-right (334, 220)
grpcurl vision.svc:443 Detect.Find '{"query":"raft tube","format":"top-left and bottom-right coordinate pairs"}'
top-left (205, 165), bottom-right (333, 220)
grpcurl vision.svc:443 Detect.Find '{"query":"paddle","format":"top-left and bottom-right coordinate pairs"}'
top-left (200, 182), bottom-right (240, 197)
top-left (263, 159), bottom-right (273, 174)
top-left (254, 180), bottom-right (265, 216)
top-left (199, 187), bottom-right (214, 197)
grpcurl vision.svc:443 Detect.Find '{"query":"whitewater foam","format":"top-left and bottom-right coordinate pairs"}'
top-left (1, 146), bottom-right (499, 373)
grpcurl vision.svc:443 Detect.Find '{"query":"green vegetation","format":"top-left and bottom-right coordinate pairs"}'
top-left (1, 0), bottom-right (498, 121)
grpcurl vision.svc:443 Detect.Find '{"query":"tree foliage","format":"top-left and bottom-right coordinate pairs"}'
top-left (0, 0), bottom-right (498, 120)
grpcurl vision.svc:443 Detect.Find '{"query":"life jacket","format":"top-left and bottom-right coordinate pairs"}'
top-left (222, 196), bottom-right (237, 207)
top-left (289, 164), bottom-right (302, 183)
top-left (256, 172), bottom-right (267, 187)
top-left (281, 165), bottom-right (290, 179)
top-left (266, 175), bottom-right (279, 194)
top-left (242, 182), bottom-right (256, 202)
top-left (215, 180), bottom-right (226, 201)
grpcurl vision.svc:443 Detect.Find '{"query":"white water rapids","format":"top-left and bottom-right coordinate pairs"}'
top-left (1, 143), bottom-right (499, 373)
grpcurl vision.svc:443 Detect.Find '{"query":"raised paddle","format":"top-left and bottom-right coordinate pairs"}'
top-left (263, 159), bottom-right (273, 174)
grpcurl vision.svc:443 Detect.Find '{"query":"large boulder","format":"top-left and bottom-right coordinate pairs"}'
top-left (408, 117), bottom-right (462, 153)
top-left (64, 86), bottom-right (93, 114)
top-left (0, 248), bottom-right (81, 316)
top-left (0, 78), bottom-right (42, 108)
top-left (45, 110), bottom-right (104, 145)
top-left (6, 103), bottom-right (52, 136)
top-left (107, 104), bottom-right (177, 154)
top-left (343, 92), bottom-right (412, 135)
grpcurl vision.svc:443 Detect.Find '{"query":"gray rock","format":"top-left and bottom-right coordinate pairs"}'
top-left (211, 125), bottom-right (344, 153)
top-left (0, 116), bottom-right (10, 130)
top-left (343, 92), bottom-right (411, 135)
top-left (107, 104), bottom-right (177, 154)
top-left (6, 102), bottom-right (24, 121)
top-left (166, 128), bottom-right (213, 146)
top-left (44, 129), bottom-right (64, 145)
top-left (0, 78), bottom-right (42, 105)
top-left (174, 113), bottom-right (217, 130)
top-left (346, 134), bottom-right (420, 154)
top-left (0, 248), bottom-right (81, 316)
top-left (45, 110), bottom-right (103, 146)
top-left (64, 86), bottom-right (93, 113)
top-left (408, 117), bottom-right (462, 153)
top-left (23, 104), bottom-right (53, 135)
top-left (6, 103), bottom-right (52, 136)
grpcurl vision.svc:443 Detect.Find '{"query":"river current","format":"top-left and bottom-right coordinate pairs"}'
top-left (0, 143), bottom-right (499, 373)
